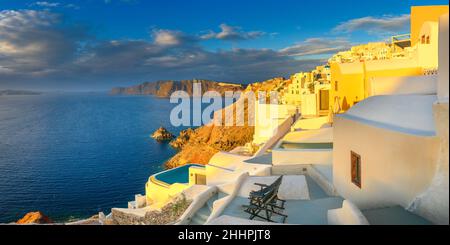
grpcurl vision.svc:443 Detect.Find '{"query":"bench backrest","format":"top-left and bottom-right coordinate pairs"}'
top-left (260, 176), bottom-right (283, 204)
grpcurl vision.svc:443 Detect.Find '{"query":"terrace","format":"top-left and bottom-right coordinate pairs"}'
top-left (201, 173), bottom-right (432, 225)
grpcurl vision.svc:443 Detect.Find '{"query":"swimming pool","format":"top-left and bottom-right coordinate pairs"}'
top-left (152, 164), bottom-right (205, 186)
top-left (279, 142), bottom-right (334, 150)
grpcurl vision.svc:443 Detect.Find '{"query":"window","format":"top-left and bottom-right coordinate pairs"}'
top-left (319, 90), bottom-right (329, 110)
top-left (426, 36), bottom-right (430, 44)
top-left (351, 151), bottom-right (362, 188)
top-left (421, 35), bottom-right (426, 44)
top-left (195, 174), bottom-right (206, 185)
top-left (335, 81), bottom-right (339, 91)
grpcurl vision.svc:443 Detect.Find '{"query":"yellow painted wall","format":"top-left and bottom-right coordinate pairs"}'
top-left (145, 180), bottom-right (189, 208)
top-left (416, 21), bottom-right (440, 69)
top-left (364, 59), bottom-right (423, 98)
top-left (330, 62), bottom-right (365, 112)
top-left (411, 5), bottom-right (449, 46)
top-left (330, 59), bottom-right (424, 113)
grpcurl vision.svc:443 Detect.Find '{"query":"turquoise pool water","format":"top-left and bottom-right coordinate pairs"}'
top-left (154, 164), bottom-right (204, 185)
top-left (280, 142), bottom-right (333, 150)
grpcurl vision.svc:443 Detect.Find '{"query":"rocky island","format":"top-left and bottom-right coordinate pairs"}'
top-left (151, 127), bottom-right (175, 142)
top-left (16, 211), bottom-right (53, 224)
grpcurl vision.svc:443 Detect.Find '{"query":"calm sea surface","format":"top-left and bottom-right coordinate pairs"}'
top-left (0, 93), bottom-right (191, 223)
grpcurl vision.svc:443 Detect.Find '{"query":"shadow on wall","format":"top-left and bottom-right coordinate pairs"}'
top-left (342, 97), bottom-right (350, 111)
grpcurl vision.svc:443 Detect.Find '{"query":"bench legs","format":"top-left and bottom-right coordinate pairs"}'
top-left (243, 204), bottom-right (288, 223)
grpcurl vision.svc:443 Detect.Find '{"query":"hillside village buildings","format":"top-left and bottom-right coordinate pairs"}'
top-left (103, 5), bottom-right (449, 226)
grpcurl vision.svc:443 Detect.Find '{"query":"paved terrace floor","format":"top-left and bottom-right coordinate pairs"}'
top-left (244, 153), bottom-right (273, 165)
top-left (221, 175), bottom-right (343, 225)
top-left (362, 206), bottom-right (432, 225)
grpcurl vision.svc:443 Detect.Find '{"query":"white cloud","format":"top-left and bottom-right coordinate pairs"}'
top-left (153, 30), bottom-right (187, 46)
top-left (280, 38), bottom-right (352, 57)
top-left (34, 1), bottom-right (61, 7)
top-left (1, 10), bottom-right (322, 85)
top-left (201, 24), bottom-right (265, 41)
top-left (31, 1), bottom-right (79, 10)
top-left (333, 14), bottom-right (410, 35)
top-left (0, 10), bottom-right (85, 76)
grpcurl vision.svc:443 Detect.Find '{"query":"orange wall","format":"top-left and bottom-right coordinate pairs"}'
top-left (411, 5), bottom-right (449, 46)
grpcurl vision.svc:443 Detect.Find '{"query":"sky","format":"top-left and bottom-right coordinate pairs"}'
top-left (0, 0), bottom-right (448, 91)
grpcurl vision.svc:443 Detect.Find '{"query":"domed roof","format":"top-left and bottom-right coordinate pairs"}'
top-left (338, 95), bottom-right (437, 136)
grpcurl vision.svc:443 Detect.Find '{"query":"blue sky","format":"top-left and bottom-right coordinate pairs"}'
top-left (0, 0), bottom-right (448, 91)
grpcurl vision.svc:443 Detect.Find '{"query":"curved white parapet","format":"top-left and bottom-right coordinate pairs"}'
top-left (205, 172), bottom-right (250, 224)
top-left (292, 116), bottom-right (330, 131)
top-left (175, 185), bottom-right (218, 225)
top-left (307, 165), bottom-right (338, 197)
top-left (208, 151), bottom-right (252, 171)
top-left (327, 200), bottom-right (370, 225)
top-left (340, 94), bottom-right (438, 136)
top-left (282, 127), bottom-right (333, 143)
top-left (206, 151), bottom-right (272, 186)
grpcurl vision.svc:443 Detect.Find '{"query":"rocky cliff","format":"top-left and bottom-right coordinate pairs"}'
top-left (111, 79), bottom-right (243, 97)
top-left (164, 76), bottom-right (291, 168)
top-left (165, 94), bottom-right (254, 168)
top-left (0, 90), bottom-right (41, 96)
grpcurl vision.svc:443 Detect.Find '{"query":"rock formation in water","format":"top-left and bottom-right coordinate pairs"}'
top-left (16, 211), bottom-right (53, 224)
top-left (151, 127), bottom-right (175, 142)
top-left (111, 79), bottom-right (243, 97)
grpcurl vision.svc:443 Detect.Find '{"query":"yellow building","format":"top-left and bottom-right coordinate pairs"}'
top-left (330, 62), bottom-right (366, 112)
top-left (283, 72), bottom-right (312, 106)
top-left (411, 5), bottom-right (449, 46)
top-left (329, 5), bottom-right (447, 113)
top-left (351, 42), bottom-right (393, 61)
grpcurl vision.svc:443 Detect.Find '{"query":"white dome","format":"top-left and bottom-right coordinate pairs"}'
top-left (338, 95), bottom-right (437, 136)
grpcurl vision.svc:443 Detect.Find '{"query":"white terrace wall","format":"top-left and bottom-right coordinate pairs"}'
top-left (438, 14), bottom-right (449, 103)
top-left (333, 116), bottom-right (439, 211)
top-left (253, 103), bottom-right (296, 144)
top-left (254, 115), bottom-right (294, 157)
top-left (409, 103), bottom-right (449, 224)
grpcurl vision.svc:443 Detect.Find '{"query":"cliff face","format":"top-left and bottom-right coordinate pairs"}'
top-left (111, 80), bottom-right (243, 97)
top-left (164, 77), bottom-right (290, 168)
top-left (165, 125), bottom-right (254, 168)
top-left (0, 90), bottom-right (41, 96)
top-left (165, 95), bottom-right (254, 168)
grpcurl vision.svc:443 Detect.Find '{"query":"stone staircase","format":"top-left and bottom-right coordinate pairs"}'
top-left (189, 194), bottom-right (219, 225)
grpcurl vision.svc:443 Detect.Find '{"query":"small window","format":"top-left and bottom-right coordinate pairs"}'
top-left (426, 36), bottom-right (430, 44)
top-left (335, 81), bottom-right (339, 91)
top-left (195, 174), bottom-right (206, 185)
top-left (351, 151), bottom-right (362, 188)
top-left (421, 35), bottom-right (426, 44)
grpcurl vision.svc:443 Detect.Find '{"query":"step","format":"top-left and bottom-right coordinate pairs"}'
top-left (190, 213), bottom-right (207, 225)
top-left (195, 206), bottom-right (212, 220)
top-left (206, 196), bottom-right (216, 211)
